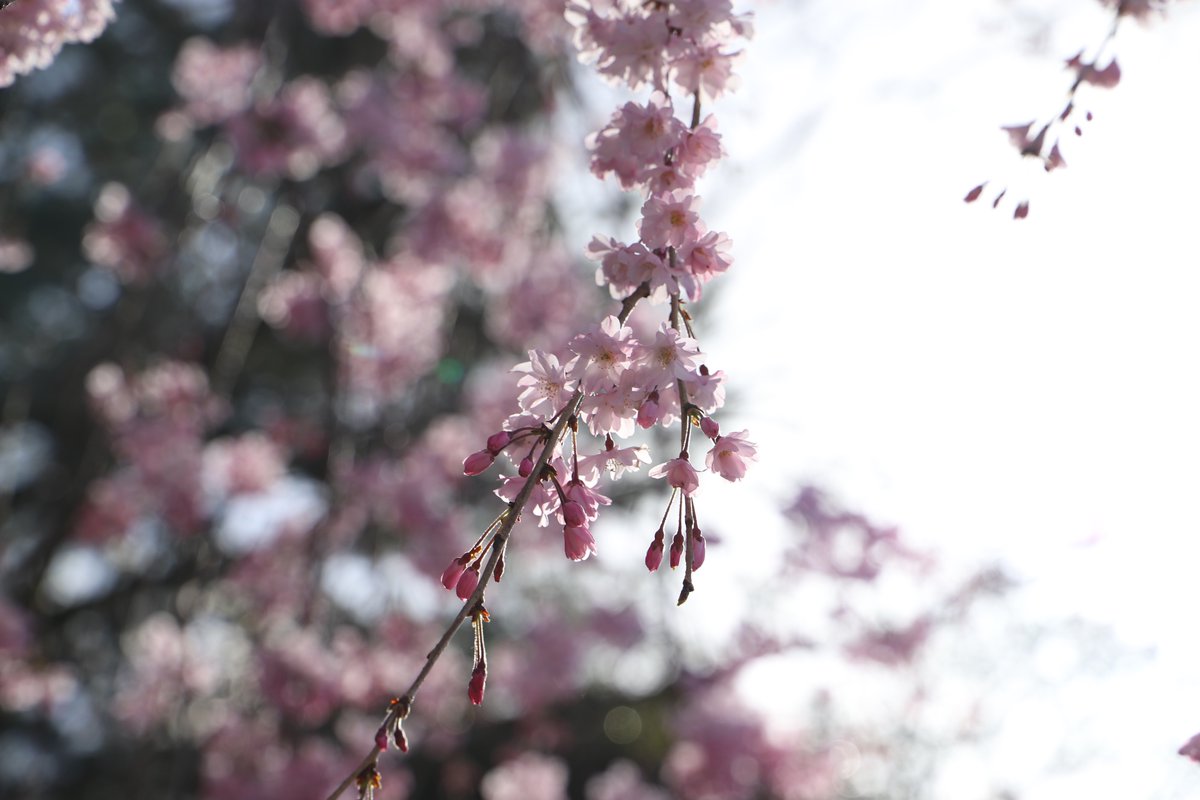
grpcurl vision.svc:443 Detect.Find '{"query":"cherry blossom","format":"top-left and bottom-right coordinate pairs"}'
top-left (649, 454), bottom-right (701, 496)
top-left (563, 524), bottom-right (597, 561)
top-left (514, 350), bottom-right (579, 419)
top-left (0, 0), bottom-right (116, 87)
top-left (639, 190), bottom-right (703, 250)
top-left (705, 429), bottom-right (758, 482)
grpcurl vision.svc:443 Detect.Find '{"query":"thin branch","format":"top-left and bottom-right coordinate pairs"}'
top-left (669, 290), bottom-right (696, 606)
top-left (325, 282), bottom-right (650, 800)
top-left (211, 203), bottom-right (300, 397)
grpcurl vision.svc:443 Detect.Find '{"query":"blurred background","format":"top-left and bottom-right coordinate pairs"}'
top-left (2, 0), bottom-right (1199, 798)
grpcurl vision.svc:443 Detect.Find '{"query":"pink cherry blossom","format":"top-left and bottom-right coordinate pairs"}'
top-left (637, 324), bottom-right (703, 386)
top-left (561, 501), bottom-right (588, 529)
top-left (513, 349), bottom-right (578, 419)
top-left (570, 315), bottom-right (635, 392)
top-left (684, 366), bottom-right (726, 413)
top-left (649, 454), bottom-right (701, 495)
top-left (588, 93), bottom-right (687, 188)
top-left (578, 442), bottom-right (651, 482)
top-left (675, 115), bottom-right (724, 179)
top-left (564, 479), bottom-right (611, 521)
top-left (586, 237), bottom-right (667, 299)
top-left (563, 524), bottom-right (597, 561)
top-left (671, 43), bottom-right (742, 100)
top-left (638, 189), bottom-right (702, 250)
top-left (705, 429), bottom-right (757, 482)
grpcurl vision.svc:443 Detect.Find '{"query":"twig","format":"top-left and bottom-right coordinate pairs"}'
top-left (324, 282), bottom-right (650, 800)
top-left (211, 203), bottom-right (299, 397)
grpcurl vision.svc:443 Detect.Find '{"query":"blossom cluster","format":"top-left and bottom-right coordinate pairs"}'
top-left (446, 0), bottom-right (757, 612)
top-left (965, 0), bottom-right (1172, 218)
top-left (0, 0), bottom-right (116, 87)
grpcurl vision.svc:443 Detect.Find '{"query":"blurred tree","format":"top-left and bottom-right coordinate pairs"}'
top-left (1, 2), bottom-right (1182, 800)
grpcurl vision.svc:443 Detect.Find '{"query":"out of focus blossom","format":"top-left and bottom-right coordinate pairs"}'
top-left (82, 183), bottom-right (168, 285)
top-left (172, 38), bottom-right (261, 126)
top-left (227, 77), bottom-right (347, 180)
top-left (481, 752), bottom-right (568, 800)
top-left (0, 235), bottom-right (33, 273)
top-left (0, 0), bottom-right (116, 87)
top-left (586, 760), bottom-right (669, 800)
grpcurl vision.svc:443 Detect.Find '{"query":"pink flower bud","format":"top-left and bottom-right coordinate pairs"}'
top-left (493, 554), bottom-right (505, 583)
top-left (669, 532), bottom-right (684, 569)
top-left (456, 565), bottom-right (480, 599)
top-left (394, 727), bottom-right (409, 753)
top-left (964, 183), bottom-right (985, 203)
top-left (375, 725), bottom-right (390, 751)
top-left (562, 501), bottom-right (588, 528)
top-left (691, 529), bottom-right (706, 571)
top-left (468, 661), bottom-right (487, 705)
top-left (645, 535), bottom-right (664, 573)
top-left (519, 456), bottom-right (534, 477)
top-left (700, 417), bottom-right (719, 439)
top-left (440, 557), bottom-right (467, 591)
top-left (463, 449), bottom-right (494, 476)
top-left (485, 431), bottom-right (511, 454)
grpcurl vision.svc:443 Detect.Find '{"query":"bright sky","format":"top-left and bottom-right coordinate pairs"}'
top-left (633, 0), bottom-right (1200, 797)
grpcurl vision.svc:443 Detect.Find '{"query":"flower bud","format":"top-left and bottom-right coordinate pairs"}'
top-left (440, 556), bottom-right (467, 591)
top-left (669, 532), bottom-right (684, 569)
top-left (518, 456), bottom-right (534, 477)
top-left (456, 565), bottom-right (480, 600)
top-left (394, 727), bottom-right (409, 753)
top-left (468, 661), bottom-right (487, 705)
top-left (463, 449), bottom-right (494, 476)
top-left (691, 528), bottom-right (706, 571)
top-left (645, 536), bottom-right (664, 573)
top-left (700, 416), bottom-right (719, 439)
top-left (485, 431), bottom-right (511, 454)
top-left (637, 391), bottom-right (661, 429)
top-left (375, 725), bottom-right (390, 751)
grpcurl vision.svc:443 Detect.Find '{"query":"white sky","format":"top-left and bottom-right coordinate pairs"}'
top-left (581, 0), bottom-right (1200, 797)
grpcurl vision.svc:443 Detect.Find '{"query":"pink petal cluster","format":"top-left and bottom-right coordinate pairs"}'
top-left (705, 429), bottom-right (758, 482)
top-left (0, 0), bottom-right (116, 88)
top-left (649, 455), bottom-right (701, 496)
top-left (81, 183), bottom-right (169, 286)
top-left (226, 77), bottom-right (347, 180)
top-left (171, 38), bottom-right (261, 126)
